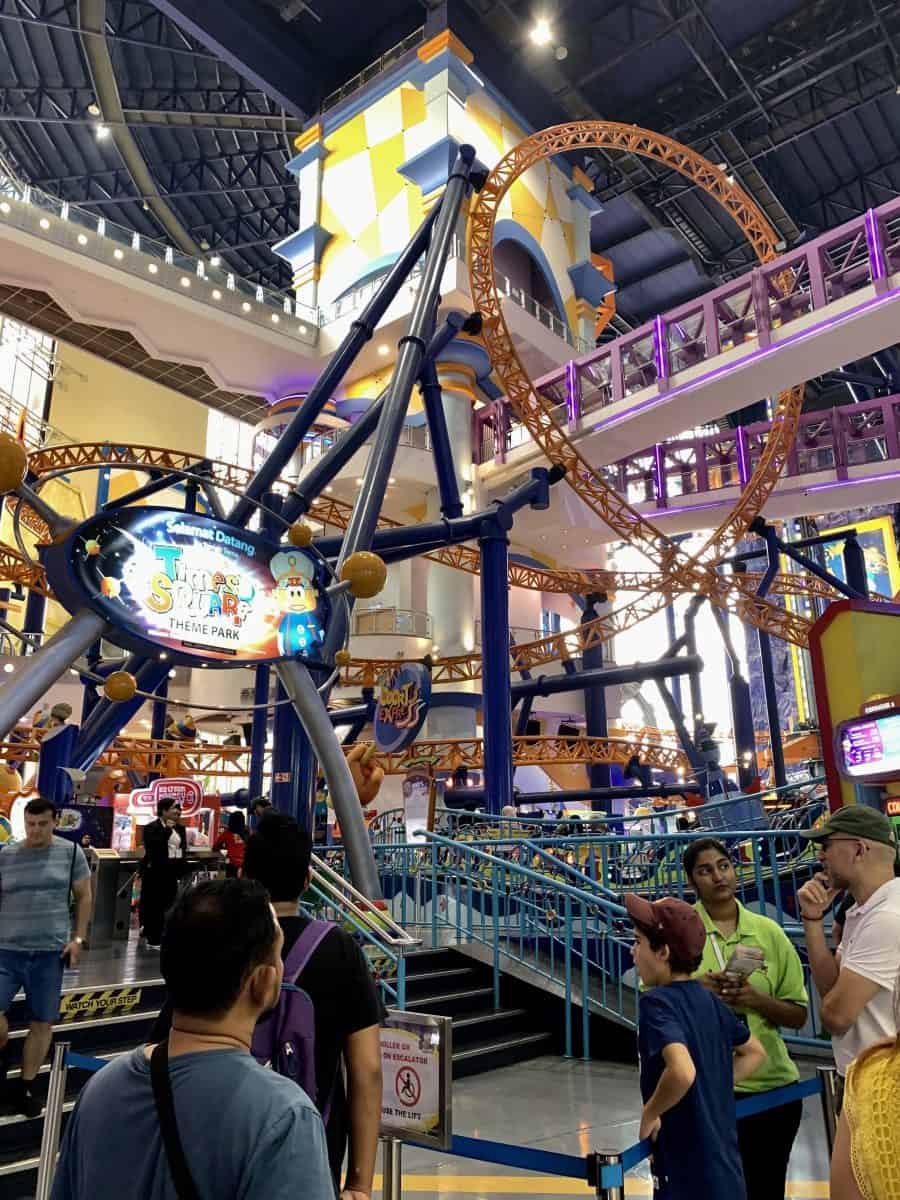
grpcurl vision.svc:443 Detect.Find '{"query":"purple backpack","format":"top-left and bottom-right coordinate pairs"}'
top-left (251, 919), bottom-right (336, 1118)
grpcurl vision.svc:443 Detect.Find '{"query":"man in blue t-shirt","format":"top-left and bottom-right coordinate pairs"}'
top-left (625, 894), bottom-right (767, 1200)
top-left (0, 796), bottom-right (92, 1117)
top-left (51, 878), bottom-right (333, 1200)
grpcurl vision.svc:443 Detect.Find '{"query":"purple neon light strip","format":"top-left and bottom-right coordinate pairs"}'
top-left (592, 279), bottom-right (900, 435)
top-left (565, 359), bottom-right (578, 423)
top-left (653, 315), bottom-right (667, 381)
top-left (639, 468), bottom-right (900, 521)
top-left (653, 443), bottom-right (665, 503)
top-left (865, 209), bottom-right (887, 282)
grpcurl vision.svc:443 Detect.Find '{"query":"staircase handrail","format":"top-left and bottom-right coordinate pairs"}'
top-left (417, 830), bottom-right (628, 917)
top-left (310, 851), bottom-right (419, 950)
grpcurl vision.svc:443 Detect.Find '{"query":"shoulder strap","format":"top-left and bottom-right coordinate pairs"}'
top-left (283, 919), bottom-right (335, 984)
top-left (150, 1042), bottom-right (202, 1200)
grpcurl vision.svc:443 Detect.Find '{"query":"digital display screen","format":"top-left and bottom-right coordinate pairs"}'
top-left (838, 713), bottom-right (900, 780)
top-left (68, 508), bottom-right (330, 665)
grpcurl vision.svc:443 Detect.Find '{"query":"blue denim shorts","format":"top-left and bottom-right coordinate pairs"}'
top-left (0, 948), bottom-right (65, 1023)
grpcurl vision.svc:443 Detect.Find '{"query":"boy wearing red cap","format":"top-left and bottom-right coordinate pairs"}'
top-left (625, 894), bottom-right (767, 1200)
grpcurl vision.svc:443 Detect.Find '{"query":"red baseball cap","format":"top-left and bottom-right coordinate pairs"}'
top-left (625, 893), bottom-right (707, 961)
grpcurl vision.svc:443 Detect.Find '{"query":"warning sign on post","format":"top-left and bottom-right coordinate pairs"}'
top-left (380, 1010), bottom-right (452, 1150)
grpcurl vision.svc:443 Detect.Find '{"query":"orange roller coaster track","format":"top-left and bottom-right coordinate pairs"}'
top-left (467, 121), bottom-right (810, 650)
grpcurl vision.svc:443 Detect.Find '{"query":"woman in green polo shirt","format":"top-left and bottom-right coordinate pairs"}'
top-left (683, 837), bottom-right (809, 1200)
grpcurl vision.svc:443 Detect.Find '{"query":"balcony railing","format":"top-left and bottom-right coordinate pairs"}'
top-left (610, 393), bottom-right (900, 507)
top-left (321, 27), bottom-right (426, 113)
top-left (352, 607), bottom-right (433, 638)
top-left (474, 620), bottom-right (543, 646)
top-left (0, 172), bottom-right (320, 347)
top-left (475, 195), bottom-right (900, 462)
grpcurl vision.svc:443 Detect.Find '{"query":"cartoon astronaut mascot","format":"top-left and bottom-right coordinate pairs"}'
top-left (270, 550), bottom-right (323, 656)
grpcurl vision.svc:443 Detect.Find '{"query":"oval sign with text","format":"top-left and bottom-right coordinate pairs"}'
top-left (373, 663), bottom-right (432, 753)
top-left (46, 507), bottom-right (330, 667)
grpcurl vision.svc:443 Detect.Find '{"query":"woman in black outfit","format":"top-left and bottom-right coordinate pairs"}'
top-left (139, 799), bottom-right (188, 949)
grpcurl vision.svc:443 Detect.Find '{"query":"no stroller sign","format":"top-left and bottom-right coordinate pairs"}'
top-left (379, 1011), bottom-right (451, 1149)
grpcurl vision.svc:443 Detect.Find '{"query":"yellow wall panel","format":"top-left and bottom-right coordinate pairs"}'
top-left (370, 131), bottom-right (409, 212)
top-left (324, 112), bottom-right (368, 167)
top-left (399, 83), bottom-right (427, 132)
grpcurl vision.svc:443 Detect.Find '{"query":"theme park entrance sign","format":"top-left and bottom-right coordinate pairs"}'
top-left (129, 777), bottom-right (203, 818)
top-left (373, 662), bottom-right (431, 753)
top-left (46, 508), bottom-right (330, 667)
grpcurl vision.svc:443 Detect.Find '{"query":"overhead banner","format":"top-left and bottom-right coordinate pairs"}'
top-left (373, 663), bottom-right (431, 753)
top-left (47, 508), bottom-right (330, 666)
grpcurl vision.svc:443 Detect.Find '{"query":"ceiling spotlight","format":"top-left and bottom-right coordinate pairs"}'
top-left (355, 477), bottom-right (363, 486)
top-left (530, 16), bottom-right (553, 46)
top-left (87, 102), bottom-right (101, 117)
top-left (716, 162), bottom-right (727, 171)
top-left (0, 202), bottom-right (9, 214)
top-left (180, 276), bottom-right (190, 287)
top-left (325, 485), bottom-right (334, 493)
top-left (242, 301), bottom-right (251, 312)
top-left (212, 289), bottom-right (222, 300)
top-left (39, 218), bottom-right (50, 230)
top-left (298, 324), bottom-right (307, 335)
top-left (113, 248), bottom-right (123, 259)
top-left (168, 669), bottom-right (177, 678)
top-left (271, 313), bottom-right (279, 323)
top-left (77, 233), bottom-right (88, 245)
top-left (726, 173), bottom-right (735, 184)
top-left (95, 124), bottom-right (110, 140)
top-left (148, 262), bottom-right (158, 273)
top-left (2, 663), bottom-right (13, 674)
top-left (388, 476), bottom-right (396, 484)
top-left (377, 344), bottom-right (389, 356)
top-left (142, 201), bottom-right (150, 211)
top-left (200, 239), bottom-right (210, 250)
top-left (555, 45), bottom-right (568, 60)
top-left (209, 254), bottom-right (221, 267)
top-left (159, 652), bottom-right (168, 660)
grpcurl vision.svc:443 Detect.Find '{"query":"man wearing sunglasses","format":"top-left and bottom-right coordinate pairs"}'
top-left (798, 807), bottom-right (900, 1083)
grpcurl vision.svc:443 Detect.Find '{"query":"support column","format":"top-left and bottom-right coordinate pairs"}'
top-left (248, 665), bottom-right (270, 800)
top-left (479, 520), bottom-right (513, 815)
top-left (23, 588), bottom-right (47, 654)
top-left (425, 362), bottom-right (478, 743)
top-left (843, 533), bottom-right (869, 597)
top-left (582, 593), bottom-right (610, 798)
top-left (0, 610), bottom-right (109, 740)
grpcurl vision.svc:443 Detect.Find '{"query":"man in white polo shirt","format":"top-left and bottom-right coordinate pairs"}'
top-left (798, 806), bottom-right (900, 1080)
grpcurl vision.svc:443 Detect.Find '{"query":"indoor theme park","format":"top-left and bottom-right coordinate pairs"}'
top-left (0, 2), bottom-right (900, 1198)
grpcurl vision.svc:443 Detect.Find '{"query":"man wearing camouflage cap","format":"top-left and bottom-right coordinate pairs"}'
top-left (798, 806), bottom-right (900, 1078)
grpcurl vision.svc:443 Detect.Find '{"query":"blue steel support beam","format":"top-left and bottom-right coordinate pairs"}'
top-left (248, 665), bottom-right (270, 800)
top-left (479, 517), bottom-right (513, 815)
top-left (149, 678), bottom-right (169, 781)
top-left (23, 588), bottom-right (47, 653)
top-left (843, 533), bottom-right (869, 597)
top-left (746, 521), bottom-right (787, 789)
top-left (709, 601), bottom-right (759, 791)
top-left (322, 149), bottom-right (478, 661)
top-left (581, 594), bottom-right (610, 799)
top-left (71, 655), bottom-right (171, 771)
top-left (228, 203), bottom-right (441, 528)
top-left (146, 0), bottom-right (318, 117)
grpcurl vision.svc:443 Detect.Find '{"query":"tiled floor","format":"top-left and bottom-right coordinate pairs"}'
top-left (61, 943), bottom-right (832, 1199)
top-left (385, 1055), bottom-right (831, 1198)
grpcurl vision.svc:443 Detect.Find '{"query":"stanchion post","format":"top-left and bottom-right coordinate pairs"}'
top-left (35, 1040), bottom-right (70, 1200)
top-left (818, 1065), bottom-right (840, 1154)
top-left (587, 1150), bottom-right (625, 1200)
top-left (381, 1135), bottom-right (403, 1200)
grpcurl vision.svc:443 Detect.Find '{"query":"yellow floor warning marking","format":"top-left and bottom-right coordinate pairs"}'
top-left (371, 1176), bottom-right (828, 1196)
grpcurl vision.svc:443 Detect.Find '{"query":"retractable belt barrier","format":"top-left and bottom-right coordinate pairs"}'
top-left (36, 1046), bottom-right (838, 1200)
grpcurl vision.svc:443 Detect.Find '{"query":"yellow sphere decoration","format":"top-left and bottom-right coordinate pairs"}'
top-left (340, 551), bottom-right (387, 600)
top-left (287, 522), bottom-right (314, 548)
top-left (84, 539), bottom-right (101, 557)
top-left (334, 649), bottom-right (352, 668)
top-left (0, 434), bottom-right (27, 495)
top-left (104, 670), bottom-right (138, 702)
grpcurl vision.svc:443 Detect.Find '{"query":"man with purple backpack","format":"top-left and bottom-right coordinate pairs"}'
top-left (244, 814), bottom-right (383, 1199)
top-left (152, 813), bottom-right (383, 1199)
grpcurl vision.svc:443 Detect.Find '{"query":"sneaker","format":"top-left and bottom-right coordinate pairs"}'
top-left (15, 1081), bottom-right (42, 1119)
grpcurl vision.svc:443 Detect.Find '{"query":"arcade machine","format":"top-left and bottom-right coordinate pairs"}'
top-left (809, 596), bottom-right (900, 833)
